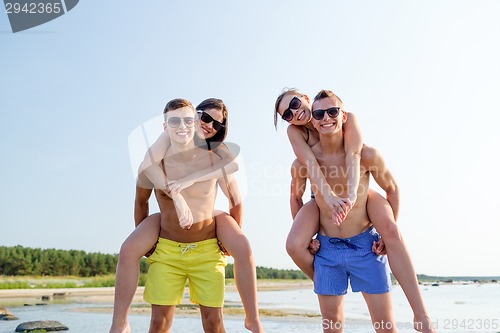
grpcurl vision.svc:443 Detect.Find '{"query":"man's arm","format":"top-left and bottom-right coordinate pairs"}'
top-left (365, 146), bottom-right (400, 220)
top-left (290, 159), bottom-right (308, 219)
top-left (135, 172), bottom-right (154, 227)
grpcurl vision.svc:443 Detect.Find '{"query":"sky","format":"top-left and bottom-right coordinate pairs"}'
top-left (1, 0), bottom-right (500, 277)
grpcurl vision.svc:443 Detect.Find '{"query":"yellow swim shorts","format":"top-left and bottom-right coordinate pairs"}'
top-left (143, 237), bottom-right (227, 307)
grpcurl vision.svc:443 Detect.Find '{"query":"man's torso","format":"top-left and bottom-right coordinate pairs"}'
top-left (156, 147), bottom-right (221, 243)
top-left (312, 145), bottom-right (372, 238)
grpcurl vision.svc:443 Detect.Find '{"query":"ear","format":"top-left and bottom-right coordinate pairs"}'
top-left (303, 94), bottom-right (310, 103)
top-left (163, 122), bottom-right (167, 131)
top-left (342, 111), bottom-right (348, 123)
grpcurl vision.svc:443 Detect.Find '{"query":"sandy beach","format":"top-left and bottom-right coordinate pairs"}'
top-left (0, 279), bottom-right (318, 319)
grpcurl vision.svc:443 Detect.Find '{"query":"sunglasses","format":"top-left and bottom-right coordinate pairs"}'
top-left (311, 107), bottom-right (341, 120)
top-left (197, 111), bottom-right (225, 131)
top-left (281, 96), bottom-right (302, 122)
top-left (166, 116), bottom-right (196, 128)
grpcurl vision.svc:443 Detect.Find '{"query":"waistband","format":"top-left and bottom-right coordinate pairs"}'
top-left (157, 237), bottom-right (219, 255)
top-left (317, 226), bottom-right (376, 250)
top-left (157, 237), bottom-right (218, 247)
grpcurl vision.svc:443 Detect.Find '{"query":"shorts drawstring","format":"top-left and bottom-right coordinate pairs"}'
top-left (181, 244), bottom-right (197, 254)
top-left (329, 237), bottom-right (358, 250)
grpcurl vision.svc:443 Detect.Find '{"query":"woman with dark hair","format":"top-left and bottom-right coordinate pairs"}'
top-left (110, 98), bottom-right (263, 333)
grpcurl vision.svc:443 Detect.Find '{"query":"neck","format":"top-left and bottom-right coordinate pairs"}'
top-left (319, 131), bottom-right (345, 154)
top-left (304, 122), bottom-right (315, 131)
top-left (169, 140), bottom-right (196, 157)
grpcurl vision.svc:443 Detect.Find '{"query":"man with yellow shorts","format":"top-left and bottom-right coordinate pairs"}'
top-left (135, 98), bottom-right (229, 332)
top-left (144, 238), bottom-right (227, 308)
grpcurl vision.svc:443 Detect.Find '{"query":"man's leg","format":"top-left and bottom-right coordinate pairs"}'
top-left (286, 200), bottom-right (320, 280)
top-left (317, 295), bottom-right (344, 333)
top-left (362, 292), bottom-right (397, 333)
top-left (215, 212), bottom-right (263, 333)
top-left (199, 305), bottom-right (225, 333)
top-left (110, 213), bottom-right (161, 333)
top-left (367, 190), bottom-right (435, 333)
top-left (149, 305), bottom-right (175, 333)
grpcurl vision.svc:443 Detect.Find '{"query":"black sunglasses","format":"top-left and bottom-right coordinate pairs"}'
top-left (197, 111), bottom-right (225, 131)
top-left (166, 116), bottom-right (196, 128)
top-left (311, 107), bottom-right (341, 120)
top-left (281, 96), bottom-right (302, 122)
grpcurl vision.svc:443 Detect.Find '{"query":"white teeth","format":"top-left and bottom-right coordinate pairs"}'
top-left (297, 110), bottom-right (305, 121)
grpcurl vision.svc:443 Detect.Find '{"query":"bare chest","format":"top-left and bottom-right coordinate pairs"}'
top-left (316, 154), bottom-right (349, 196)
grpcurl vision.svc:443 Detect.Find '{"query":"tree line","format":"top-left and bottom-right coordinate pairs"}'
top-left (0, 245), bottom-right (121, 276)
top-left (0, 246), bottom-right (307, 279)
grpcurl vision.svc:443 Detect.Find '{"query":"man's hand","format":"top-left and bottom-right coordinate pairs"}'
top-left (308, 238), bottom-right (320, 255)
top-left (218, 241), bottom-right (230, 256)
top-left (172, 194), bottom-right (193, 229)
top-left (144, 242), bottom-right (158, 258)
top-left (372, 238), bottom-right (386, 255)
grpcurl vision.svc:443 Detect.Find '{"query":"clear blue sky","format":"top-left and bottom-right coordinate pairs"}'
top-left (1, 1), bottom-right (499, 276)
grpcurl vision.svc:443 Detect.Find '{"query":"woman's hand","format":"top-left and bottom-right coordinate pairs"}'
top-left (172, 193), bottom-right (193, 229)
top-left (166, 178), bottom-right (195, 195)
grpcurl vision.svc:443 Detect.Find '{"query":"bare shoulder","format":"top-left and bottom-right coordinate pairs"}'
top-left (346, 111), bottom-right (357, 119)
top-left (286, 124), bottom-right (307, 139)
top-left (360, 144), bottom-right (381, 165)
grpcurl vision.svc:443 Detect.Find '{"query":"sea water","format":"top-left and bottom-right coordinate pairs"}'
top-left (1, 283), bottom-right (499, 332)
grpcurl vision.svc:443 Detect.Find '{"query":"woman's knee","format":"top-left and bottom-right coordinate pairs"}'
top-left (119, 239), bottom-right (142, 262)
top-left (379, 221), bottom-right (402, 243)
top-left (228, 235), bottom-right (252, 259)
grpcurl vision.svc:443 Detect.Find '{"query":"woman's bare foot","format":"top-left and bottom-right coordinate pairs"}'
top-left (109, 322), bottom-right (130, 333)
top-left (244, 317), bottom-right (264, 332)
top-left (414, 314), bottom-right (436, 333)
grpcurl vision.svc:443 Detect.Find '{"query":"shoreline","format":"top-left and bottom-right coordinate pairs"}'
top-left (0, 280), bottom-right (318, 319)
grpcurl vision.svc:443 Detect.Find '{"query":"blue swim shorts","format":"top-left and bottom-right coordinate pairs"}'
top-left (313, 226), bottom-right (391, 296)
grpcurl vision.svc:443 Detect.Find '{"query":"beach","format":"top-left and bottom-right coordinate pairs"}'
top-left (1, 281), bottom-right (500, 332)
top-left (0, 279), bottom-right (316, 317)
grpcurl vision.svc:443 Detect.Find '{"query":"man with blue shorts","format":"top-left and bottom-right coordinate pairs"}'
top-left (290, 90), bottom-right (398, 332)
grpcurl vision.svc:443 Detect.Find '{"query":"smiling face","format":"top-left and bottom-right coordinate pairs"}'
top-left (164, 106), bottom-right (197, 146)
top-left (277, 93), bottom-right (312, 126)
top-left (311, 97), bottom-right (347, 135)
top-left (196, 108), bottom-right (224, 139)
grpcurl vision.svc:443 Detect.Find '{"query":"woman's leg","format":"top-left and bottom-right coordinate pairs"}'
top-left (215, 212), bottom-right (263, 333)
top-left (109, 213), bottom-right (161, 333)
top-left (285, 200), bottom-right (320, 280)
top-left (367, 190), bottom-right (435, 333)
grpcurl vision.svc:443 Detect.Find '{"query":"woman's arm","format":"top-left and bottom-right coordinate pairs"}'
top-left (138, 131), bottom-right (171, 175)
top-left (168, 143), bottom-right (239, 194)
top-left (287, 125), bottom-right (346, 224)
top-left (343, 112), bottom-right (363, 206)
